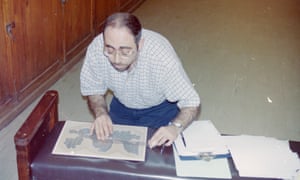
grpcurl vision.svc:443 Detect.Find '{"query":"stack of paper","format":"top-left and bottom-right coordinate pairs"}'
top-left (174, 120), bottom-right (229, 160)
top-left (173, 146), bottom-right (232, 179)
top-left (224, 135), bottom-right (300, 179)
top-left (173, 120), bottom-right (232, 179)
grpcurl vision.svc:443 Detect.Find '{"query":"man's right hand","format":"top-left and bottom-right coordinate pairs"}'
top-left (90, 113), bottom-right (113, 140)
top-left (87, 94), bottom-right (113, 140)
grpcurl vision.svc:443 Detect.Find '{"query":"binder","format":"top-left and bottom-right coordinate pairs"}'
top-left (174, 120), bottom-right (230, 160)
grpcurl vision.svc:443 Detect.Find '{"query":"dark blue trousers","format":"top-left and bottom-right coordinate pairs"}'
top-left (109, 97), bottom-right (179, 128)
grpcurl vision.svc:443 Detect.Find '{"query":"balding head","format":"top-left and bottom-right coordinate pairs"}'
top-left (103, 12), bottom-right (142, 44)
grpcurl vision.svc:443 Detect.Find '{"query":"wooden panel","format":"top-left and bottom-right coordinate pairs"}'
top-left (119, 0), bottom-right (145, 12)
top-left (0, 0), bottom-right (19, 128)
top-left (0, 0), bottom-right (146, 130)
top-left (9, 0), bottom-right (63, 100)
top-left (0, 0), bottom-right (15, 106)
top-left (64, 0), bottom-right (94, 61)
top-left (93, 0), bottom-right (119, 34)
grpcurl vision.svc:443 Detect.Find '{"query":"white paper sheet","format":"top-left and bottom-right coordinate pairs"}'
top-left (174, 120), bottom-right (229, 156)
top-left (224, 135), bottom-right (300, 179)
top-left (173, 146), bottom-right (232, 179)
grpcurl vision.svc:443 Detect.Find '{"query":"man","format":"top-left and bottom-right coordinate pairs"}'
top-left (80, 12), bottom-right (200, 148)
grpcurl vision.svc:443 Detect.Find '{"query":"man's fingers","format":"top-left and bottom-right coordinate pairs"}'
top-left (103, 120), bottom-right (113, 137)
top-left (148, 132), bottom-right (165, 148)
top-left (164, 139), bottom-right (173, 146)
top-left (92, 115), bottom-right (113, 140)
top-left (148, 136), bottom-right (169, 148)
top-left (90, 122), bottom-right (106, 140)
top-left (102, 125), bottom-right (110, 138)
top-left (96, 121), bottom-right (113, 140)
top-left (148, 126), bottom-right (178, 148)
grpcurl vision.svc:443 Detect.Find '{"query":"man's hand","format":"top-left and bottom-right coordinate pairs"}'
top-left (88, 94), bottom-right (113, 140)
top-left (148, 106), bottom-right (199, 148)
top-left (148, 125), bottom-right (179, 148)
top-left (90, 113), bottom-right (113, 140)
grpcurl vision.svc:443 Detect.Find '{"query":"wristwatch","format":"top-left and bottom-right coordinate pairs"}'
top-left (170, 121), bottom-right (183, 129)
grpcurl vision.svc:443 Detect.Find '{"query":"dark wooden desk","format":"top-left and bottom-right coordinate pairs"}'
top-left (14, 91), bottom-right (300, 180)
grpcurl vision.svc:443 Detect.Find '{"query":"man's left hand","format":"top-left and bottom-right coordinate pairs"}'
top-left (148, 125), bottom-right (179, 148)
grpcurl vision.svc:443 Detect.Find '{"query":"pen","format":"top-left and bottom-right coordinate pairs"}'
top-left (180, 132), bottom-right (187, 147)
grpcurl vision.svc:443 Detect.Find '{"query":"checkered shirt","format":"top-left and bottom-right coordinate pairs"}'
top-left (80, 29), bottom-right (200, 109)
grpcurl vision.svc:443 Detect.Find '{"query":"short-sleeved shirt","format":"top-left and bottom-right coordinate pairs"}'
top-left (80, 29), bottom-right (200, 109)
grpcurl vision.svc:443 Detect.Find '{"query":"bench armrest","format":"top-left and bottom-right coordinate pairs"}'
top-left (14, 90), bottom-right (59, 180)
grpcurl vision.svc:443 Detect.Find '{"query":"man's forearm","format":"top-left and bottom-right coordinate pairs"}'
top-left (88, 94), bottom-right (108, 118)
top-left (172, 106), bottom-right (200, 130)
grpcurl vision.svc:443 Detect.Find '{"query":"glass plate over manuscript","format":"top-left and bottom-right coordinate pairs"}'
top-left (52, 121), bottom-right (148, 161)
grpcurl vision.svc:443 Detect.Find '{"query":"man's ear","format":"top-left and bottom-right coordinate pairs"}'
top-left (138, 38), bottom-right (145, 51)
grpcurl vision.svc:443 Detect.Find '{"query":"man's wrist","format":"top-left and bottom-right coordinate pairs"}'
top-left (95, 109), bottom-right (108, 119)
top-left (170, 121), bottom-right (184, 133)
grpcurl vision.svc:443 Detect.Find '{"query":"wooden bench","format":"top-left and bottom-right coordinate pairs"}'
top-left (14, 90), bottom-right (58, 180)
top-left (14, 90), bottom-right (300, 180)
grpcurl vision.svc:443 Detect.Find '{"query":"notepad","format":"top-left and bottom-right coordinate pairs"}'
top-left (174, 120), bottom-right (229, 160)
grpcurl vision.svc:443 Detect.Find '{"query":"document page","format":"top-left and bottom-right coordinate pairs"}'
top-left (53, 121), bottom-right (148, 161)
top-left (224, 135), bottom-right (300, 179)
top-left (173, 146), bottom-right (232, 179)
top-left (174, 120), bottom-right (228, 157)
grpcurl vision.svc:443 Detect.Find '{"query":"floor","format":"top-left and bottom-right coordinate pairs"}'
top-left (1, 0), bottom-right (300, 179)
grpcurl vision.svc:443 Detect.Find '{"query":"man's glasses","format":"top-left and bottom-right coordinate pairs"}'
top-left (103, 46), bottom-right (136, 59)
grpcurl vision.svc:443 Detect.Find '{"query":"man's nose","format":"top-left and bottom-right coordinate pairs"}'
top-left (111, 52), bottom-right (121, 64)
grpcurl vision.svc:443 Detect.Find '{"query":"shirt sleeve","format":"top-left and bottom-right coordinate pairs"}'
top-left (80, 36), bottom-right (107, 96)
top-left (162, 59), bottom-right (200, 108)
top-left (151, 34), bottom-right (200, 108)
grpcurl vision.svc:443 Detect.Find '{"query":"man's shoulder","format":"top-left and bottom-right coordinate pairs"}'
top-left (141, 29), bottom-right (178, 64)
top-left (142, 29), bottom-right (169, 43)
top-left (84, 33), bottom-right (108, 70)
top-left (86, 33), bottom-right (104, 58)
top-left (88, 33), bottom-right (104, 51)
top-left (142, 29), bottom-right (175, 55)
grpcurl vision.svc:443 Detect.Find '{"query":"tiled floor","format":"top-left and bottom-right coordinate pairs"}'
top-left (1, 0), bottom-right (300, 179)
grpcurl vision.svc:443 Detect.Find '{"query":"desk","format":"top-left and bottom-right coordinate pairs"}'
top-left (31, 121), bottom-right (300, 180)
